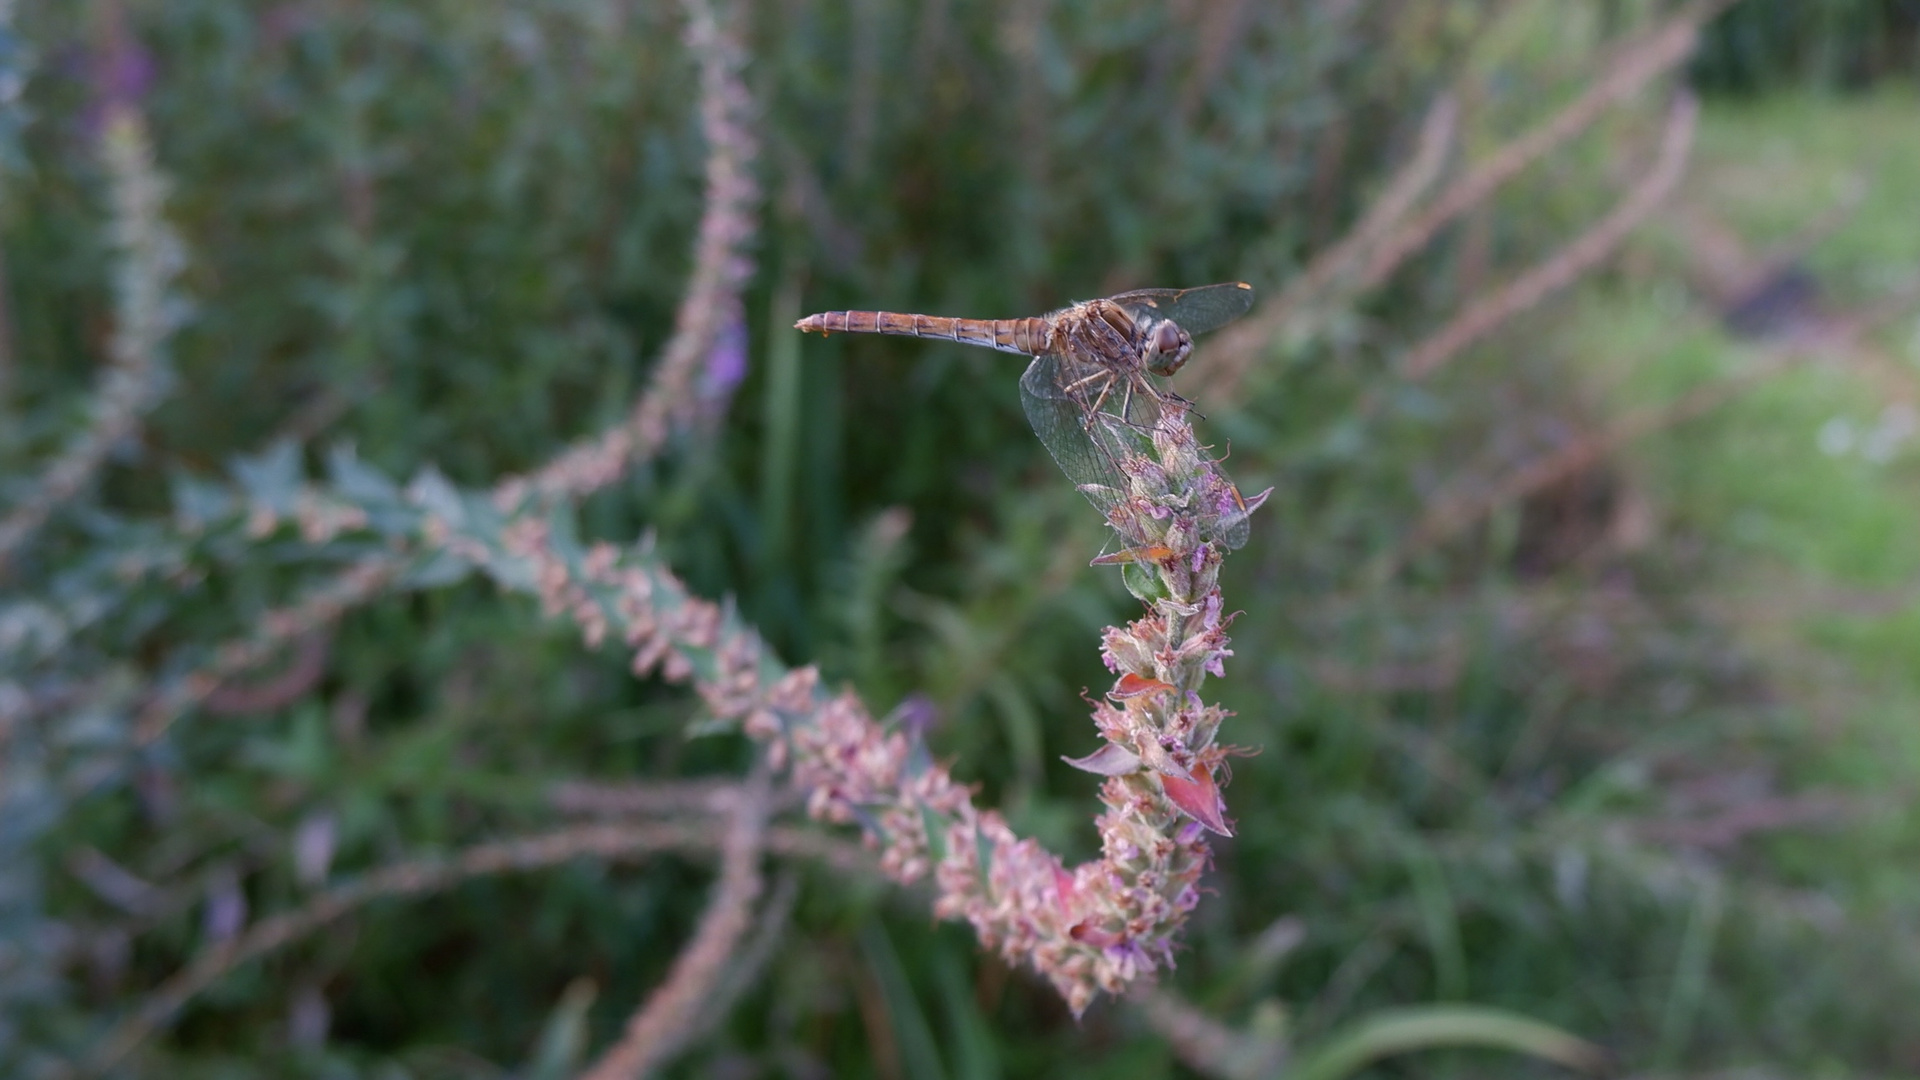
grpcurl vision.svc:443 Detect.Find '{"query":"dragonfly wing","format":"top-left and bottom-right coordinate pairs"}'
top-left (1022, 347), bottom-right (1259, 551)
top-left (1106, 281), bottom-right (1255, 337)
top-left (1019, 352), bottom-right (1164, 517)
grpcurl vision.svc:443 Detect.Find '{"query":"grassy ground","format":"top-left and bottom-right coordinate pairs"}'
top-left (1586, 85), bottom-right (1920, 908)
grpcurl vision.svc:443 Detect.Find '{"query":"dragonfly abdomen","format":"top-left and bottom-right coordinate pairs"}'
top-left (795, 310), bottom-right (1049, 356)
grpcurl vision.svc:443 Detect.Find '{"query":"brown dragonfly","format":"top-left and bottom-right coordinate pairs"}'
top-left (795, 282), bottom-right (1257, 547)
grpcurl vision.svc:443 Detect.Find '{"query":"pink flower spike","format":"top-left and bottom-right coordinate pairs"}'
top-left (1161, 765), bottom-right (1232, 837)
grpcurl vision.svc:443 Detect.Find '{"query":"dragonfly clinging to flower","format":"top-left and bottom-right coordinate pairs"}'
top-left (795, 282), bottom-right (1258, 548)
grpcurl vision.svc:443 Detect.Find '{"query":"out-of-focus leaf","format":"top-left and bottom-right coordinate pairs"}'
top-left (1284, 1005), bottom-right (1608, 1080)
top-left (860, 921), bottom-right (950, 1080)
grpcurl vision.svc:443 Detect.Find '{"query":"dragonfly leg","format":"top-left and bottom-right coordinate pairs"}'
top-left (1063, 368), bottom-right (1109, 395)
top-left (1117, 377), bottom-right (1138, 425)
top-left (1081, 373), bottom-right (1118, 428)
top-left (1114, 375), bottom-right (1184, 430)
top-left (1164, 387), bottom-right (1204, 420)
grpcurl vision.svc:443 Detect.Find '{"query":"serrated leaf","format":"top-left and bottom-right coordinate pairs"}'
top-left (325, 442), bottom-right (399, 505)
top-left (229, 439), bottom-right (303, 513)
top-left (168, 472), bottom-right (234, 530)
top-left (405, 466), bottom-right (465, 525)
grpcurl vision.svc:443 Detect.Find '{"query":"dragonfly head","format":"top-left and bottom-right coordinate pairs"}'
top-left (1143, 318), bottom-right (1193, 378)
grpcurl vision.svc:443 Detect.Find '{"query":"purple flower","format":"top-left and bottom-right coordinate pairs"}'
top-left (696, 314), bottom-right (749, 420)
top-left (84, 18), bottom-right (156, 136)
top-left (888, 692), bottom-right (941, 740)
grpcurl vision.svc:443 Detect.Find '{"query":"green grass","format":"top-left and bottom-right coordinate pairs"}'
top-left (1580, 86), bottom-right (1920, 905)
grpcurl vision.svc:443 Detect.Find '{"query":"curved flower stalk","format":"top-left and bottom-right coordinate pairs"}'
top-left (117, 400), bottom-right (1260, 1018)
top-left (0, 105), bottom-right (186, 572)
top-left (443, 399), bottom-right (1264, 1014)
top-left (495, 0), bottom-right (758, 508)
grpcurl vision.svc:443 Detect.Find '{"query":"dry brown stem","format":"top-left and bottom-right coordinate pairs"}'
top-left (502, 0), bottom-right (759, 507)
top-left (633, 868), bottom-right (802, 1072)
top-left (74, 817), bottom-right (865, 1078)
top-left (1132, 985), bottom-right (1288, 1080)
top-left (1198, 0), bottom-right (1739, 398)
top-left (1636, 792), bottom-right (1855, 850)
top-left (201, 630), bottom-right (332, 716)
top-left (1196, 92), bottom-right (1456, 398)
top-left (1352, 0), bottom-right (1729, 291)
top-left (550, 778), bottom-right (748, 817)
top-left (135, 558), bottom-right (398, 745)
top-left (577, 765), bottom-right (772, 1080)
top-left (1400, 94), bottom-right (1698, 380)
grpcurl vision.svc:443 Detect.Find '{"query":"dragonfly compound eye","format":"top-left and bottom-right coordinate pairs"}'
top-left (1147, 320), bottom-right (1192, 377)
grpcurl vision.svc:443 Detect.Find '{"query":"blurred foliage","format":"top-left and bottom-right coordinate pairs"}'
top-left (1692, 0), bottom-right (1920, 91)
top-left (9, 0), bottom-right (1920, 1077)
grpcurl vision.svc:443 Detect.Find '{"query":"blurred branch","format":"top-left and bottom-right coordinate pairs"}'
top-left (1381, 274), bottom-right (1920, 577)
top-left (578, 763), bottom-right (772, 1080)
top-left (1305, 92), bottom-right (1459, 307)
top-left (0, 105), bottom-right (184, 574)
top-left (1351, 0), bottom-right (1730, 292)
top-left (73, 817), bottom-right (861, 1078)
top-left (550, 778), bottom-right (749, 817)
top-left (200, 629), bottom-right (331, 716)
top-left (65, 846), bottom-right (161, 917)
top-left (1199, 0), bottom-right (1739, 397)
top-left (550, 778), bottom-right (806, 820)
top-left (663, 869), bottom-right (802, 1064)
top-left (135, 558), bottom-right (398, 745)
top-left (500, 0), bottom-right (759, 506)
top-left (1196, 91), bottom-right (1455, 398)
top-left (1400, 93), bottom-right (1698, 380)
top-left (1131, 985), bottom-right (1288, 1080)
top-left (1634, 791), bottom-right (1855, 850)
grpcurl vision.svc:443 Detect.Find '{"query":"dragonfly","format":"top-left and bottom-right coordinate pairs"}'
top-left (795, 281), bottom-right (1257, 548)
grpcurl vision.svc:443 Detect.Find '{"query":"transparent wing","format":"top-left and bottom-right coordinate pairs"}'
top-left (1105, 281), bottom-right (1255, 336)
top-left (1021, 346), bottom-right (1260, 550)
top-left (1017, 351), bottom-right (1166, 517)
